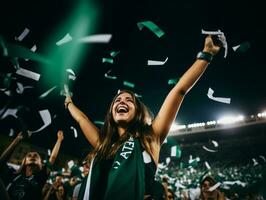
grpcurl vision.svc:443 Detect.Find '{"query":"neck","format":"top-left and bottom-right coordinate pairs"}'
top-left (117, 126), bottom-right (126, 137)
top-left (25, 166), bottom-right (33, 177)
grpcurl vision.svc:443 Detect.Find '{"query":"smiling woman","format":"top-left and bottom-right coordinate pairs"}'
top-left (64, 35), bottom-right (221, 200)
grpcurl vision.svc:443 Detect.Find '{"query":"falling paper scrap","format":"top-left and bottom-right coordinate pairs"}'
top-left (211, 140), bottom-right (219, 147)
top-left (16, 82), bottom-right (33, 94)
top-left (66, 68), bottom-right (76, 80)
top-left (168, 78), bottom-right (179, 85)
top-left (70, 126), bottom-right (78, 138)
top-left (104, 70), bottom-right (117, 80)
top-left (29, 110), bottom-right (52, 133)
top-left (15, 28), bottom-right (30, 41)
top-left (201, 29), bottom-right (228, 58)
top-left (202, 145), bottom-right (217, 153)
top-left (147, 57), bottom-right (168, 66)
top-left (16, 67), bottom-right (41, 81)
top-left (102, 58), bottom-right (114, 64)
top-left (94, 121), bottom-right (104, 125)
top-left (137, 21), bottom-right (165, 38)
top-left (78, 34), bottom-right (112, 43)
top-left (25, 45), bottom-right (37, 61)
top-left (205, 161), bottom-right (211, 170)
top-left (39, 86), bottom-right (57, 99)
top-left (110, 51), bottom-right (120, 57)
top-left (208, 182), bottom-right (221, 192)
top-left (56, 33), bottom-right (72, 46)
top-left (0, 108), bottom-right (18, 119)
top-left (123, 81), bottom-right (135, 88)
top-left (207, 88), bottom-right (231, 104)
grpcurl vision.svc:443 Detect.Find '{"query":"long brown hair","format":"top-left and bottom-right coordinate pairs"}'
top-left (95, 90), bottom-right (154, 161)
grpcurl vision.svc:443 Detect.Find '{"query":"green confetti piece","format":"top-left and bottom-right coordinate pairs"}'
top-left (94, 121), bottom-right (104, 125)
top-left (134, 93), bottom-right (142, 98)
top-left (110, 51), bottom-right (120, 57)
top-left (137, 21), bottom-right (165, 38)
top-left (123, 81), bottom-right (135, 88)
top-left (102, 57), bottom-right (114, 64)
top-left (168, 78), bottom-right (180, 85)
top-left (56, 33), bottom-right (72, 46)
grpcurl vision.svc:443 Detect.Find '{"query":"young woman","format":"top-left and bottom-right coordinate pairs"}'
top-left (0, 130), bottom-right (64, 200)
top-left (65, 35), bottom-right (221, 200)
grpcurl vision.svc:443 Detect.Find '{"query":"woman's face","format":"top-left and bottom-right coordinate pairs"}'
top-left (112, 92), bottom-right (136, 125)
top-left (25, 152), bottom-right (42, 166)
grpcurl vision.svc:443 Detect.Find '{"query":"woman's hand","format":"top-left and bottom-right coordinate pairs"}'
top-left (203, 35), bottom-right (221, 55)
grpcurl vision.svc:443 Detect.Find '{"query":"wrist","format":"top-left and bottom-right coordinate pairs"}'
top-left (196, 51), bottom-right (213, 63)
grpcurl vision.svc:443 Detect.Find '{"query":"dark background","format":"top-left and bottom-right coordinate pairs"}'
top-left (0, 0), bottom-right (265, 157)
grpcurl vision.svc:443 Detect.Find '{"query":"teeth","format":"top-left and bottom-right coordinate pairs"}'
top-left (117, 106), bottom-right (128, 113)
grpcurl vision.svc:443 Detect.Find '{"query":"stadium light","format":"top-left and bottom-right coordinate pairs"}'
top-left (217, 115), bottom-right (244, 125)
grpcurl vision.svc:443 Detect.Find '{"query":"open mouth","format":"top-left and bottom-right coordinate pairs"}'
top-left (116, 106), bottom-right (128, 113)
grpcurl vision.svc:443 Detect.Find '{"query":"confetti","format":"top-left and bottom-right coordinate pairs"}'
top-left (207, 88), bottom-right (231, 104)
top-left (16, 82), bottom-right (33, 94)
top-left (102, 58), bottom-right (114, 64)
top-left (205, 161), bottom-right (211, 170)
top-left (47, 149), bottom-right (51, 156)
top-left (171, 145), bottom-right (181, 158)
top-left (16, 67), bottom-right (41, 81)
top-left (142, 150), bottom-right (152, 163)
top-left (78, 34), bottom-right (112, 43)
top-left (9, 129), bottom-right (14, 137)
top-left (211, 140), bottom-right (219, 147)
top-left (70, 126), bottom-right (78, 138)
top-left (202, 145), bottom-right (217, 153)
top-left (15, 28), bottom-right (30, 41)
top-left (66, 68), bottom-right (76, 80)
top-left (123, 81), bottom-right (135, 88)
top-left (110, 51), bottom-right (120, 57)
top-left (147, 57), bottom-right (168, 66)
top-left (94, 121), bottom-right (104, 125)
top-left (208, 182), bottom-right (221, 192)
top-left (168, 78), bottom-right (179, 85)
top-left (29, 110), bottom-right (52, 133)
top-left (39, 86), bottom-right (57, 99)
top-left (104, 70), bottom-right (117, 80)
top-left (0, 108), bottom-right (18, 119)
top-left (56, 33), bottom-right (72, 46)
top-left (137, 21), bottom-right (165, 38)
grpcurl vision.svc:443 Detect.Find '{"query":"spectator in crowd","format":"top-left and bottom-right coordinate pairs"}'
top-left (64, 35), bottom-right (221, 199)
top-left (0, 130), bottom-right (64, 200)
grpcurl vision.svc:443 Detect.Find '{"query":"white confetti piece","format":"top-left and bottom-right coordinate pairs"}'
top-left (47, 149), bottom-right (51, 156)
top-left (0, 108), bottom-right (18, 119)
top-left (202, 145), bottom-right (217, 153)
top-left (232, 45), bottom-right (240, 51)
top-left (56, 33), bottom-right (72, 46)
top-left (207, 88), bottom-right (231, 104)
top-left (9, 128), bottom-right (15, 137)
top-left (142, 150), bottom-right (152, 163)
top-left (78, 34), bottom-right (112, 43)
top-left (171, 146), bottom-right (177, 157)
top-left (147, 57), bottom-right (168, 66)
top-left (208, 182), bottom-right (221, 192)
top-left (16, 67), bottom-right (41, 81)
top-left (39, 86), bottom-right (57, 99)
top-left (70, 126), bottom-right (78, 138)
top-left (29, 110), bottom-right (51, 133)
top-left (211, 140), bottom-right (219, 147)
top-left (104, 69), bottom-right (117, 80)
top-left (15, 28), bottom-right (30, 41)
top-left (66, 68), bottom-right (76, 80)
top-left (16, 82), bottom-right (33, 94)
top-left (68, 160), bottom-right (75, 169)
top-left (205, 161), bottom-right (211, 169)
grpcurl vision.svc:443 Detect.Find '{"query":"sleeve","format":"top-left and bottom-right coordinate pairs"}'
top-left (72, 183), bottom-right (81, 198)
